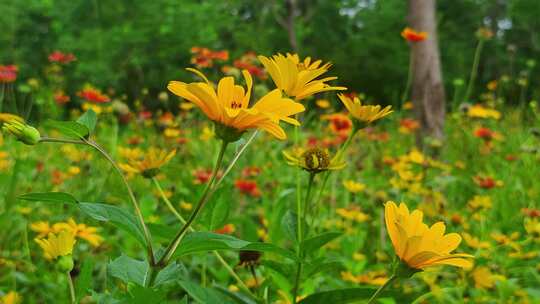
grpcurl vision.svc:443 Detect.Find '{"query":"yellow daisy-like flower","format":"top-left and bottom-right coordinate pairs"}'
top-left (338, 94), bottom-right (392, 127)
top-left (168, 68), bottom-right (304, 140)
top-left (34, 230), bottom-right (76, 261)
top-left (384, 201), bottom-right (473, 271)
top-left (30, 221), bottom-right (55, 238)
top-left (53, 218), bottom-right (103, 247)
top-left (0, 113), bottom-right (24, 124)
top-left (343, 180), bottom-right (366, 193)
top-left (119, 148), bottom-right (176, 178)
top-left (258, 53), bottom-right (346, 100)
top-left (0, 291), bottom-right (22, 304)
top-left (283, 147), bottom-right (346, 174)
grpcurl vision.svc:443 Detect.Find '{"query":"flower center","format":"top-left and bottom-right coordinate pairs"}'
top-left (302, 148), bottom-right (330, 171)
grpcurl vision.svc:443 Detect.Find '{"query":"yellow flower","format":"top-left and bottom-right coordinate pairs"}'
top-left (316, 99), bottom-right (331, 109)
top-left (0, 113), bottom-right (24, 124)
top-left (168, 68), bottom-right (304, 140)
top-left (200, 125), bottom-right (215, 141)
top-left (338, 94), bottom-right (392, 127)
top-left (30, 221), bottom-right (55, 238)
top-left (467, 104), bottom-right (501, 120)
top-left (34, 230), bottom-right (76, 260)
top-left (258, 53), bottom-right (346, 100)
top-left (179, 101), bottom-right (195, 111)
top-left (462, 233), bottom-right (491, 250)
top-left (119, 148), bottom-right (176, 178)
top-left (164, 127), bottom-right (181, 138)
top-left (471, 266), bottom-right (497, 289)
top-left (283, 147), bottom-right (346, 174)
top-left (0, 291), bottom-right (22, 304)
top-left (68, 166), bottom-right (81, 176)
top-left (53, 218), bottom-right (103, 247)
top-left (180, 201), bottom-right (193, 211)
top-left (343, 180), bottom-right (366, 193)
top-left (468, 195), bottom-right (492, 210)
top-left (384, 201), bottom-right (473, 270)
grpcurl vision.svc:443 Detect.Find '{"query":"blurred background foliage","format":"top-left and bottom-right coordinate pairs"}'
top-left (1, 0), bottom-right (539, 105)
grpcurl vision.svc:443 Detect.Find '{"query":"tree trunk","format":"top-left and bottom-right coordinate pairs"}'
top-left (409, 0), bottom-right (446, 147)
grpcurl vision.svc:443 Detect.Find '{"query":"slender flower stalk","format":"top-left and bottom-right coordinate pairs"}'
top-left (463, 39), bottom-right (485, 104)
top-left (67, 272), bottom-right (76, 304)
top-left (151, 177), bottom-right (256, 298)
top-left (367, 274), bottom-right (397, 304)
top-left (38, 136), bottom-right (156, 265)
top-left (158, 140), bottom-right (229, 267)
top-left (400, 52), bottom-right (413, 105)
top-left (292, 172), bottom-right (316, 304)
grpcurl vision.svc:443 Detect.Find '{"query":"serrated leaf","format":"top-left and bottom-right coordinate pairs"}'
top-left (47, 120), bottom-right (90, 139)
top-left (77, 109), bottom-right (97, 134)
top-left (301, 232), bottom-right (342, 257)
top-left (154, 262), bottom-right (186, 286)
top-left (79, 202), bottom-right (146, 247)
top-left (108, 255), bottom-right (148, 286)
top-left (18, 192), bottom-right (78, 205)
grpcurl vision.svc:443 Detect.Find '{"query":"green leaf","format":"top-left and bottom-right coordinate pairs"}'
top-left (75, 260), bottom-right (94, 301)
top-left (214, 285), bottom-right (257, 304)
top-left (173, 232), bottom-right (297, 261)
top-left (147, 223), bottom-right (180, 241)
top-left (154, 262), bottom-right (186, 286)
top-left (79, 202), bottom-right (146, 247)
top-left (77, 109), bottom-right (97, 134)
top-left (128, 285), bottom-right (167, 304)
top-left (108, 255), bottom-right (148, 286)
top-left (281, 210), bottom-right (299, 242)
top-left (18, 192), bottom-right (78, 205)
top-left (304, 258), bottom-right (343, 277)
top-left (46, 120), bottom-right (90, 139)
top-left (178, 280), bottom-right (236, 304)
top-left (298, 288), bottom-right (393, 304)
top-left (301, 232), bottom-right (342, 257)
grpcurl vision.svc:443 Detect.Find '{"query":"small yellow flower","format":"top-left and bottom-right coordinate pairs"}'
top-left (338, 94), bottom-right (392, 127)
top-left (31, 221), bottom-right (55, 238)
top-left (0, 291), bottom-right (22, 304)
top-left (471, 266), bottom-right (496, 289)
top-left (34, 230), bottom-right (76, 260)
top-left (283, 147), bottom-right (346, 174)
top-left (467, 104), bottom-right (501, 120)
top-left (179, 101), bottom-right (195, 111)
top-left (343, 180), bottom-right (366, 193)
top-left (316, 99), bottom-right (331, 109)
top-left (200, 125), bottom-right (215, 141)
top-left (258, 53), bottom-right (346, 100)
top-left (168, 68), bottom-right (305, 140)
top-left (468, 195), bottom-right (492, 210)
top-left (53, 218), bottom-right (103, 247)
top-left (0, 113), bottom-right (24, 124)
top-left (68, 166), bottom-right (81, 176)
top-left (164, 127), bottom-right (181, 138)
top-left (385, 201), bottom-right (473, 271)
top-left (119, 148), bottom-right (176, 178)
top-left (180, 201), bottom-right (193, 211)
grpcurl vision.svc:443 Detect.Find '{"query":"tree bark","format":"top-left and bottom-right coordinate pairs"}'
top-left (408, 0), bottom-right (446, 147)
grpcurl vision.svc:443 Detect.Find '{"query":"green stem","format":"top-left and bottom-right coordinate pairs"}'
top-left (158, 140), bottom-right (229, 266)
top-left (463, 39), bottom-right (484, 104)
top-left (67, 272), bottom-right (76, 304)
top-left (84, 139), bottom-right (156, 265)
top-left (292, 172), bottom-right (316, 304)
top-left (367, 275), bottom-right (397, 304)
top-left (151, 177), bottom-right (256, 298)
top-left (400, 51), bottom-right (413, 105)
top-left (39, 137), bottom-right (156, 265)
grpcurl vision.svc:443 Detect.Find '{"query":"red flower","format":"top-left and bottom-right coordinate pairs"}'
top-left (522, 208), bottom-right (540, 218)
top-left (193, 169), bottom-right (214, 184)
top-left (77, 87), bottom-right (110, 103)
top-left (54, 91), bottom-right (70, 105)
top-left (474, 176), bottom-right (501, 189)
top-left (235, 179), bottom-right (261, 197)
top-left (399, 118), bottom-right (420, 134)
top-left (474, 127), bottom-right (494, 141)
top-left (401, 27), bottom-right (428, 42)
top-left (48, 51), bottom-right (76, 64)
top-left (190, 47), bottom-right (229, 68)
top-left (0, 65), bottom-right (18, 83)
top-left (138, 111), bottom-right (153, 120)
top-left (505, 154), bottom-right (518, 162)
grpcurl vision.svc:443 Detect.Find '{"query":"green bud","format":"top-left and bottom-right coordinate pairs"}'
top-left (393, 259), bottom-right (421, 279)
top-left (2, 120), bottom-right (41, 145)
top-left (56, 255), bottom-right (74, 273)
top-left (214, 122), bottom-right (244, 143)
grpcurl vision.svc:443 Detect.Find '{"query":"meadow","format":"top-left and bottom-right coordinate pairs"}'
top-left (1, 1), bottom-right (540, 304)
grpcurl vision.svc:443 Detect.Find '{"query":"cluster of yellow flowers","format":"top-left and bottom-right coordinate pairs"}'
top-left (31, 218), bottom-right (103, 248)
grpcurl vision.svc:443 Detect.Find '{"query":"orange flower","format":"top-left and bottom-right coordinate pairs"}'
top-left (399, 118), bottom-right (420, 134)
top-left (322, 113), bottom-right (353, 136)
top-left (48, 51), bottom-right (76, 64)
top-left (190, 47), bottom-right (229, 68)
top-left (474, 127), bottom-right (495, 141)
top-left (77, 86), bottom-right (110, 103)
top-left (54, 91), bottom-right (71, 105)
top-left (215, 224), bottom-right (236, 234)
top-left (401, 27), bottom-right (428, 42)
top-left (473, 176), bottom-right (502, 189)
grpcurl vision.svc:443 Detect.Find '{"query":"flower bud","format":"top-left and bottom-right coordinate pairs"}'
top-left (2, 119), bottom-right (41, 145)
top-left (56, 255), bottom-right (74, 273)
top-left (214, 123), bottom-right (244, 143)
